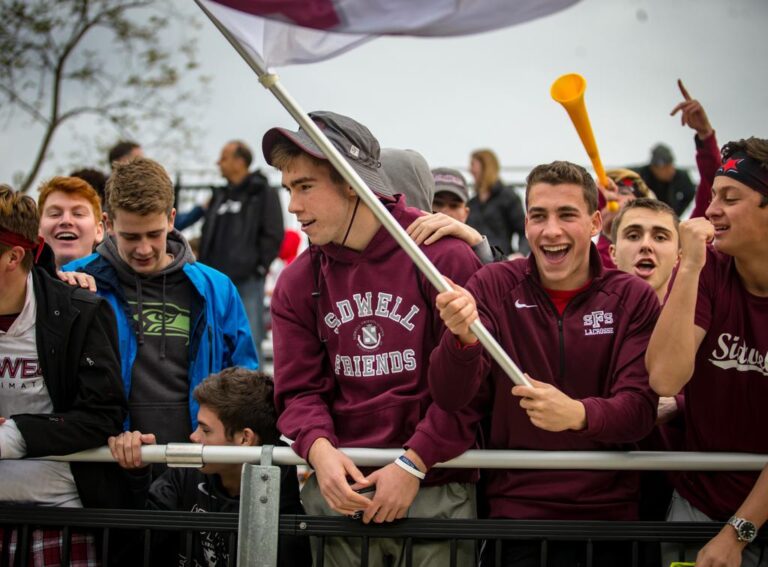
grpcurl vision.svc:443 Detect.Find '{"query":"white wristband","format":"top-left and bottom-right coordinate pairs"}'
top-left (394, 455), bottom-right (425, 480)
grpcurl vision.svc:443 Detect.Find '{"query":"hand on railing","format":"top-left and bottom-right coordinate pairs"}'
top-left (307, 438), bottom-right (372, 516)
top-left (108, 430), bottom-right (157, 469)
top-left (351, 450), bottom-right (425, 524)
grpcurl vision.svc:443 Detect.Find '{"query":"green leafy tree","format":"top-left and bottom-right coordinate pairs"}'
top-left (0, 0), bottom-right (208, 192)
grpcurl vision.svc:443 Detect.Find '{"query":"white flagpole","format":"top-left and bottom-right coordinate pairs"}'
top-left (195, 0), bottom-right (530, 388)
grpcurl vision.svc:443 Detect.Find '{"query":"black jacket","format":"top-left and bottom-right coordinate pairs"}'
top-left (11, 248), bottom-right (129, 508)
top-left (466, 181), bottom-right (528, 256)
top-left (198, 171), bottom-right (284, 282)
top-left (127, 465), bottom-right (311, 566)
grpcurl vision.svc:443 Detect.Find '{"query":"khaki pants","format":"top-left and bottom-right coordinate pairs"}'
top-left (301, 474), bottom-right (477, 567)
top-left (661, 490), bottom-right (768, 567)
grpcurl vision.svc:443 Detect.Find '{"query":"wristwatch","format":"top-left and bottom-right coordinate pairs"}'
top-left (728, 516), bottom-right (757, 543)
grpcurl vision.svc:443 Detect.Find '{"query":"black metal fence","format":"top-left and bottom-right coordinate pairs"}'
top-left (1, 508), bottom-right (766, 567)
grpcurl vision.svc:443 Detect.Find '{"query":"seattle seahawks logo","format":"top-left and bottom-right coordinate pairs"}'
top-left (129, 301), bottom-right (191, 344)
top-left (354, 321), bottom-right (383, 351)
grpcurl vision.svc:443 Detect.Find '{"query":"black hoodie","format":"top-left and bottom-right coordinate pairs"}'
top-left (97, 231), bottom-right (196, 444)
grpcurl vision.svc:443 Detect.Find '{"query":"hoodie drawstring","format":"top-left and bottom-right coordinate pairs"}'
top-left (160, 273), bottom-right (167, 359)
top-left (340, 197), bottom-right (361, 248)
top-left (136, 277), bottom-right (145, 346)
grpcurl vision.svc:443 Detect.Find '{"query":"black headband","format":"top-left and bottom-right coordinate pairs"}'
top-left (715, 151), bottom-right (768, 198)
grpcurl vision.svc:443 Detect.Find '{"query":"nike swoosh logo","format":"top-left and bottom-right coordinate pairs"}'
top-left (515, 299), bottom-right (537, 309)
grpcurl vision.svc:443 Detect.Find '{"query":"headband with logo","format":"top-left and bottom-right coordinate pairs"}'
top-left (715, 151), bottom-right (768, 198)
top-left (0, 228), bottom-right (45, 263)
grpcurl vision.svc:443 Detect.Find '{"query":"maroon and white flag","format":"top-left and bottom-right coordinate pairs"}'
top-left (200, 0), bottom-right (580, 67)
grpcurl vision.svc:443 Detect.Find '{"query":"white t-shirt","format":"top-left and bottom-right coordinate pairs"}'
top-left (0, 274), bottom-right (82, 507)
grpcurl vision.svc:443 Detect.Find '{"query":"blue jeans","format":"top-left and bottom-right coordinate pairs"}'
top-left (235, 275), bottom-right (265, 365)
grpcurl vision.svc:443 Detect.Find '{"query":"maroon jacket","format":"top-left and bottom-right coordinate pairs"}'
top-left (271, 196), bottom-right (482, 485)
top-left (690, 132), bottom-right (720, 219)
top-left (429, 246), bottom-right (660, 519)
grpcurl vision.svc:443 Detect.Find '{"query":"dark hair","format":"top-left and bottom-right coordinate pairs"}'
top-left (108, 141), bottom-right (141, 166)
top-left (70, 168), bottom-right (108, 205)
top-left (525, 161), bottom-right (598, 213)
top-left (610, 198), bottom-right (679, 244)
top-left (269, 137), bottom-right (346, 186)
top-left (721, 137), bottom-right (768, 207)
top-left (193, 368), bottom-right (279, 443)
top-left (230, 140), bottom-right (253, 168)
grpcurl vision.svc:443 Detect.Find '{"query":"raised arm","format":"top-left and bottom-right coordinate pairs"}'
top-left (670, 79), bottom-right (720, 219)
top-left (646, 218), bottom-right (711, 396)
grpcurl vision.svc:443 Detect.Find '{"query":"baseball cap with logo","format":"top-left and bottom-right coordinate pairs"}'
top-left (432, 168), bottom-right (469, 203)
top-left (262, 110), bottom-right (390, 196)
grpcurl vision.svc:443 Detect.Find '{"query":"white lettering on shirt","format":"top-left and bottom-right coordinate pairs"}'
top-left (324, 292), bottom-right (420, 334)
top-left (710, 333), bottom-right (768, 376)
top-left (334, 349), bottom-right (417, 378)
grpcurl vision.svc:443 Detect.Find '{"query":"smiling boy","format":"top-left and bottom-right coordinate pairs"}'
top-left (647, 137), bottom-right (768, 567)
top-left (429, 161), bottom-right (660, 567)
top-left (37, 176), bottom-right (104, 268)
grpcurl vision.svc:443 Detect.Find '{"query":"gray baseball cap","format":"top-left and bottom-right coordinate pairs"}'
top-left (262, 110), bottom-right (390, 196)
top-left (650, 144), bottom-right (674, 167)
top-left (432, 168), bottom-right (469, 203)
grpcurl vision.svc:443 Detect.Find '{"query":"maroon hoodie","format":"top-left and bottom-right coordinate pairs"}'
top-left (271, 196), bottom-right (482, 485)
top-left (428, 246), bottom-right (660, 519)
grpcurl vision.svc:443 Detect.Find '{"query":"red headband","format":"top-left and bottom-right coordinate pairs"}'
top-left (0, 228), bottom-right (45, 263)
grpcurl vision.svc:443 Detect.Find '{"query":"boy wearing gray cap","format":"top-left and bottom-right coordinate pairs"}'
top-left (262, 111), bottom-right (481, 566)
top-left (407, 168), bottom-right (502, 265)
top-left (432, 167), bottom-right (471, 222)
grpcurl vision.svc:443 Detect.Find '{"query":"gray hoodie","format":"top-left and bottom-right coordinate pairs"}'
top-left (379, 148), bottom-right (435, 212)
top-left (97, 230), bottom-right (197, 444)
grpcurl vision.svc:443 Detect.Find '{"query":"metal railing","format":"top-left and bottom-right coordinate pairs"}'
top-left (43, 445), bottom-right (768, 471)
top-left (7, 447), bottom-right (766, 566)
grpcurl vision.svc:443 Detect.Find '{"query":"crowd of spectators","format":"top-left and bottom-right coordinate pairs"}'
top-left (0, 79), bottom-right (766, 567)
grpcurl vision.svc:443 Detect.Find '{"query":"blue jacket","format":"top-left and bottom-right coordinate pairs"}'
top-left (64, 253), bottom-right (259, 429)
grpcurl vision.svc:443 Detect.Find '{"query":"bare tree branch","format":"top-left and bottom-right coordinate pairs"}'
top-left (0, 0), bottom-right (206, 192)
top-left (0, 83), bottom-right (50, 124)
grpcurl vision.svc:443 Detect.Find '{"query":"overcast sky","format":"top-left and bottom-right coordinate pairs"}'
top-left (2, 0), bottom-right (767, 193)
